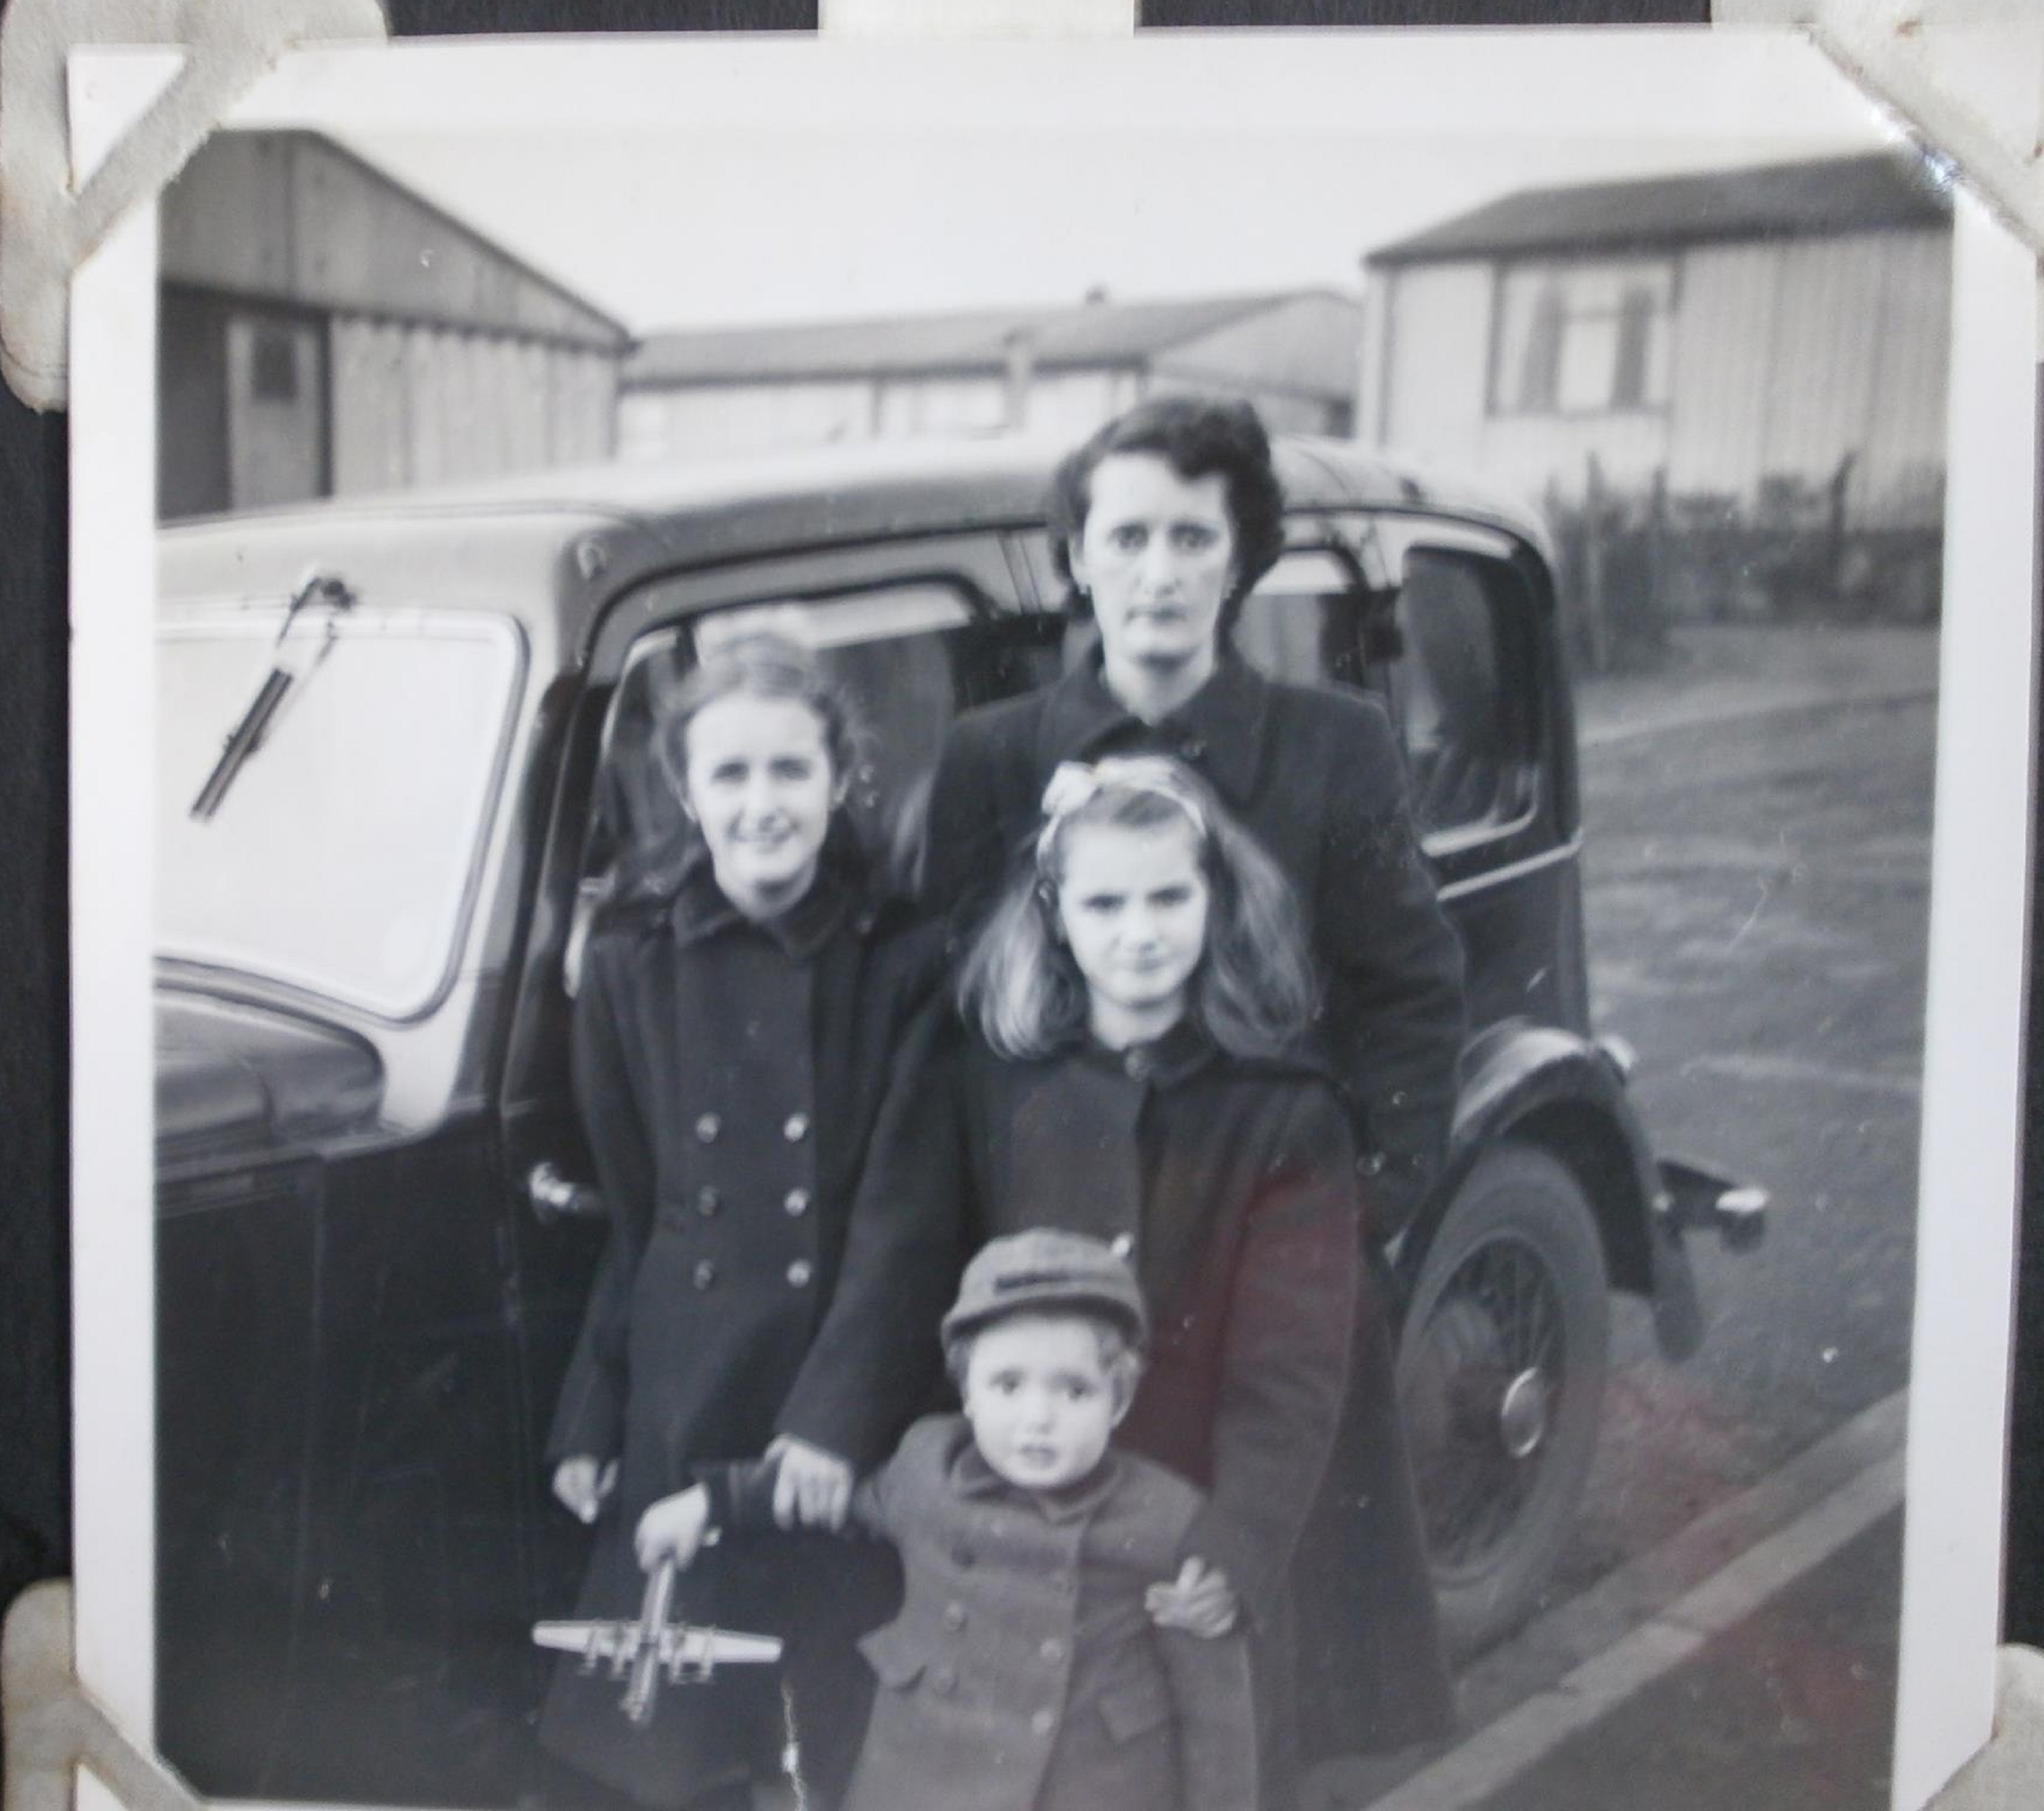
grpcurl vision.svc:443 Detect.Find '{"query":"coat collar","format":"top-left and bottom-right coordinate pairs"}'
top-left (1033, 651), bottom-right (1271, 808)
top-left (665, 853), bottom-right (860, 961)
top-left (1075, 1018), bottom-right (1219, 1092)
top-left (951, 1432), bottom-right (1126, 1525)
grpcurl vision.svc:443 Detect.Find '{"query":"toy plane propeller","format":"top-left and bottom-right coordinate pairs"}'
top-left (533, 1557), bottom-right (783, 1725)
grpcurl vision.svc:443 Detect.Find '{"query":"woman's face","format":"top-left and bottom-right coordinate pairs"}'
top-left (680, 693), bottom-right (842, 920)
top-left (1055, 815), bottom-right (1211, 1047)
top-left (1069, 452), bottom-right (1239, 681)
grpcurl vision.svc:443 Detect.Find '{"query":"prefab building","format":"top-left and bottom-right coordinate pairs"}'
top-left (159, 131), bottom-right (628, 520)
top-left (1360, 152), bottom-right (1950, 619)
top-left (618, 291), bottom-right (1363, 463)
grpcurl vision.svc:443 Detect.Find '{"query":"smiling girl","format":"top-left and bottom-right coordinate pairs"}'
top-left (539, 634), bottom-right (951, 1811)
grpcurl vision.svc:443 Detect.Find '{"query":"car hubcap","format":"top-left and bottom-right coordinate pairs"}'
top-left (1498, 1367), bottom-right (1550, 1460)
top-left (1401, 1234), bottom-right (1566, 1576)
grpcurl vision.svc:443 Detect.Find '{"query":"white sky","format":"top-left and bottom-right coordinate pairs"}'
top-left (218, 33), bottom-right (1905, 334)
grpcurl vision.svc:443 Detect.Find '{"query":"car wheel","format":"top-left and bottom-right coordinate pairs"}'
top-left (1395, 1139), bottom-right (1610, 1659)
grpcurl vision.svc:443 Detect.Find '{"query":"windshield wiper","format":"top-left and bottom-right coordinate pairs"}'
top-left (189, 569), bottom-right (357, 822)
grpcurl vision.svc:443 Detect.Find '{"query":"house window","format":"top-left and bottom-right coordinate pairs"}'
top-left (251, 325), bottom-right (301, 402)
top-left (1492, 260), bottom-right (1674, 416)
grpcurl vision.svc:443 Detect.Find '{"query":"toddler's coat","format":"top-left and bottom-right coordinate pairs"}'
top-left (706, 1414), bottom-right (1258, 1811)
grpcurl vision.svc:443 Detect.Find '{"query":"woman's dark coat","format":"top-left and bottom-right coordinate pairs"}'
top-left (923, 650), bottom-right (1466, 1242)
top-left (539, 858), bottom-right (952, 1809)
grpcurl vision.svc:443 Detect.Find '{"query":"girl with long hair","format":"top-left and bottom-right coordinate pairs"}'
top-left (929, 754), bottom-right (1387, 1806)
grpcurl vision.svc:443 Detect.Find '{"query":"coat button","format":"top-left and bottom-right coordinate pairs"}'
top-left (695, 1186), bottom-right (720, 1217)
top-left (1358, 1149), bottom-right (1386, 1177)
top-left (943, 1601), bottom-right (967, 1631)
top-left (691, 1260), bottom-right (717, 1291)
top-left (1179, 734), bottom-right (1206, 760)
top-left (1039, 1638), bottom-right (1064, 1665)
top-left (783, 1111), bottom-right (810, 1143)
top-left (787, 1259), bottom-right (814, 1289)
top-left (1030, 1708), bottom-right (1055, 1736)
top-left (694, 1113), bottom-right (721, 1144)
top-left (930, 1664), bottom-right (958, 1696)
top-left (1109, 1232), bottom-right (1134, 1260)
top-left (784, 1186), bottom-right (812, 1217)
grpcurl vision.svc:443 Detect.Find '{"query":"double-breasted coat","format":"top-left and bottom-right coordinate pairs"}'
top-left (924, 650), bottom-right (1466, 1240)
top-left (539, 856), bottom-right (953, 1809)
top-left (704, 1415), bottom-right (1259, 1811)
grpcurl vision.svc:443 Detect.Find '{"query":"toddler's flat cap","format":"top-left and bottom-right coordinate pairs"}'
top-left (942, 1227), bottom-right (1148, 1347)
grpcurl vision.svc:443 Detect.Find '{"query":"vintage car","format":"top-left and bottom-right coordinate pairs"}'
top-left (154, 434), bottom-right (1762, 1802)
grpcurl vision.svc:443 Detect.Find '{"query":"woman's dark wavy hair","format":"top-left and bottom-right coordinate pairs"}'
top-left (958, 758), bottom-right (1316, 1062)
top-left (1047, 395), bottom-right (1288, 639)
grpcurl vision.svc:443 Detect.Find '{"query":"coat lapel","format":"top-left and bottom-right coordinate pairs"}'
top-left (1030, 654), bottom-right (1272, 809)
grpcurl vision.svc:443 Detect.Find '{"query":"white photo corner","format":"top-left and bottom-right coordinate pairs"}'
top-left (54, 24), bottom-right (2038, 1811)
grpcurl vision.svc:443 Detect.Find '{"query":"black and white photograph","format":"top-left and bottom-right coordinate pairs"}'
top-left (57, 28), bottom-right (2038, 1811)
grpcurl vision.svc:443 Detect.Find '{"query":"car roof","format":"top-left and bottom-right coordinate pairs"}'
top-left (158, 433), bottom-right (1548, 658)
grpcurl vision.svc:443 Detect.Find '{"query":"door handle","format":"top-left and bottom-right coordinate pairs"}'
top-left (528, 1161), bottom-right (603, 1226)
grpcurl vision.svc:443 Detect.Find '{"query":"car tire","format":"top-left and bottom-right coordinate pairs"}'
top-left (1395, 1139), bottom-right (1610, 1659)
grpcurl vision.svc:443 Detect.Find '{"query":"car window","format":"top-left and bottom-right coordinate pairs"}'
top-left (1231, 549), bottom-right (1370, 691)
top-left (576, 584), bottom-right (1059, 980)
top-left (157, 609), bottom-right (523, 1019)
top-left (1230, 532), bottom-right (1539, 849)
top-left (1389, 549), bottom-right (1538, 844)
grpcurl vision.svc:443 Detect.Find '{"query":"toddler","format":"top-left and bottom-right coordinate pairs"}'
top-left (638, 1229), bottom-right (1258, 1811)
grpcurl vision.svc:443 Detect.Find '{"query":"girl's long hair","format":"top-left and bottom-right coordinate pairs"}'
top-left (960, 759), bottom-right (1316, 1062)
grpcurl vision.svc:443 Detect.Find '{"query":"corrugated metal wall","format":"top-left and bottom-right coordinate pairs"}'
top-left (329, 318), bottom-right (615, 497)
top-left (616, 367), bottom-right (1145, 463)
top-left (1375, 263), bottom-right (1494, 464)
top-left (617, 381), bottom-right (878, 462)
top-left (1669, 229), bottom-right (1947, 527)
top-left (1368, 228), bottom-right (1949, 531)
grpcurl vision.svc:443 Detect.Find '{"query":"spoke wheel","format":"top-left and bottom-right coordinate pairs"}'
top-left (1397, 1141), bottom-right (1609, 1657)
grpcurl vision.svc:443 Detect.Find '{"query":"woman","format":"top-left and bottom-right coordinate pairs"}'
top-left (921, 397), bottom-right (1465, 1766)
top-left (541, 634), bottom-right (952, 1811)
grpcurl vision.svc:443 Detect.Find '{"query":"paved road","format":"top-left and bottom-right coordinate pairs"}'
top-left (1320, 668), bottom-right (1936, 1809)
top-left (1569, 686), bottom-right (1931, 1596)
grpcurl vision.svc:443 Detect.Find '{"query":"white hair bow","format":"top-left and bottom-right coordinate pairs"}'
top-left (1036, 756), bottom-right (1209, 862)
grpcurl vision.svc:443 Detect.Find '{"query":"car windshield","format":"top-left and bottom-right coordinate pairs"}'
top-left (157, 608), bottom-right (523, 1020)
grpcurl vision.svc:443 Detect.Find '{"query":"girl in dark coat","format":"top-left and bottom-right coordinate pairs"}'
top-left (540, 635), bottom-right (951, 1811)
top-left (880, 753), bottom-right (1407, 1807)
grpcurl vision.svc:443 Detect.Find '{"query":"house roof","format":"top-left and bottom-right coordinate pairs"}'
top-left (1366, 151), bottom-right (1950, 269)
top-left (162, 130), bottom-right (631, 348)
top-left (623, 291), bottom-right (1341, 388)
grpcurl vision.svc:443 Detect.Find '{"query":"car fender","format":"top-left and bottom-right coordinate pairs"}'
top-left (1394, 1018), bottom-right (1704, 1361)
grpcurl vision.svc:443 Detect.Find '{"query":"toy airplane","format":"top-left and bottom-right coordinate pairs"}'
top-left (533, 1558), bottom-right (784, 1725)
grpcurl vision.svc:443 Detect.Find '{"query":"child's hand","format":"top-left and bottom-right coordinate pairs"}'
top-left (552, 1455), bottom-right (617, 1525)
top-left (636, 1486), bottom-right (714, 1572)
top-left (1146, 1557), bottom-right (1239, 1637)
top-left (765, 1435), bottom-right (855, 1530)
